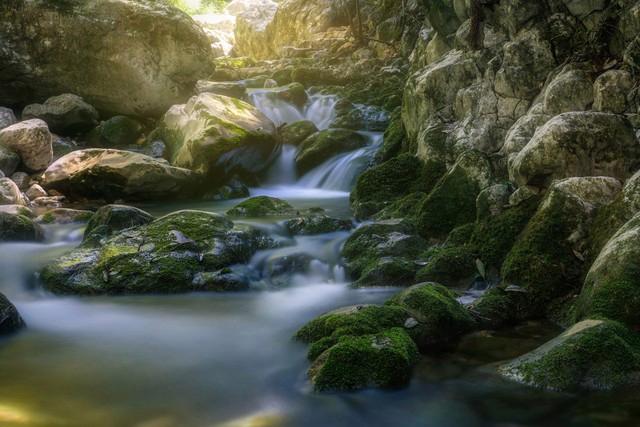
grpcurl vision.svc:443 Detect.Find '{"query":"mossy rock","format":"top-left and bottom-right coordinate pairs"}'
top-left (468, 287), bottom-right (529, 329)
top-left (283, 215), bottom-right (352, 235)
top-left (227, 196), bottom-right (296, 217)
top-left (375, 107), bottom-right (406, 163)
top-left (386, 283), bottom-right (475, 351)
top-left (576, 213), bottom-right (640, 327)
top-left (0, 292), bottom-right (25, 335)
top-left (90, 115), bottom-right (143, 147)
top-left (84, 204), bottom-right (154, 244)
top-left (0, 212), bottom-right (43, 242)
top-left (309, 328), bottom-right (419, 391)
top-left (342, 220), bottom-right (428, 287)
top-left (41, 210), bottom-right (273, 295)
top-left (374, 192), bottom-right (429, 223)
top-left (279, 120), bottom-right (318, 146)
top-left (499, 319), bottom-right (640, 391)
top-left (417, 151), bottom-right (493, 239)
top-left (415, 246), bottom-right (478, 288)
top-left (444, 223), bottom-right (475, 247)
top-left (351, 154), bottom-right (445, 220)
top-left (248, 83), bottom-right (308, 109)
top-left (296, 129), bottom-right (368, 175)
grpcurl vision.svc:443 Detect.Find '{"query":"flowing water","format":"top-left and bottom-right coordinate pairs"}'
top-left (0, 92), bottom-right (638, 427)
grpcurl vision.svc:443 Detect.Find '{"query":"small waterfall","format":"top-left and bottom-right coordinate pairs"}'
top-left (263, 144), bottom-right (297, 185)
top-left (248, 90), bottom-right (305, 127)
top-left (305, 94), bottom-right (339, 130)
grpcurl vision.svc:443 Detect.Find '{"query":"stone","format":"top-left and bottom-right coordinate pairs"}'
top-left (9, 172), bottom-right (30, 191)
top-left (543, 68), bottom-right (593, 115)
top-left (195, 80), bottom-right (247, 99)
top-left (0, 119), bottom-right (53, 171)
top-left (0, 107), bottom-right (16, 131)
top-left (593, 70), bottom-right (633, 114)
top-left (509, 112), bottom-right (639, 189)
top-left (0, 0), bottom-right (212, 117)
top-left (0, 146), bottom-right (19, 176)
top-left (83, 204), bottom-right (154, 243)
top-left (0, 211), bottom-right (42, 242)
top-left (499, 319), bottom-right (640, 391)
top-left (0, 293), bottom-right (25, 335)
top-left (25, 184), bottom-right (47, 201)
top-left (279, 120), bottom-right (318, 146)
top-left (0, 178), bottom-right (25, 206)
top-left (22, 94), bottom-right (99, 134)
top-left (36, 208), bottom-right (93, 225)
top-left (247, 83), bottom-right (308, 109)
top-left (91, 116), bottom-right (144, 147)
top-left (41, 149), bottom-right (199, 201)
top-left (159, 93), bottom-right (276, 180)
top-left (226, 196), bottom-right (295, 217)
top-left (296, 129), bottom-right (368, 175)
top-left (31, 196), bottom-right (65, 209)
top-left (283, 215), bottom-right (352, 235)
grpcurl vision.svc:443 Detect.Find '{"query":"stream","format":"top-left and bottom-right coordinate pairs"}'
top-left (0, 92), bottom-right (638, 427)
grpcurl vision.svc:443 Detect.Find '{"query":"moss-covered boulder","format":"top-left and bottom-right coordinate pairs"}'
top-left (501, 177), bottom-right (622, 315)
top-left (42, 149), bottom-right (199, 201)
top-left (159, 93), bottom-right (276, 181)
top-left (375, 108), bottom-right (406, 163)
top-left (278, 120), bottom-right (318, 146)
top-left (40, 210), bottom-right (274, 295)
top-left (576, 213), bottom-right (640, 327)
top-left (84, 205), bottom-right (154, 243)
top-left (36, 208), bottom-right (93, 225)
top-left (386, 283), bottom-right (475, 351)
top-left (415, 246), bottom-right (478, 288)
top-left (0, 212), bottom-right (43, 242)
top-left (227, 196), bottom-right (296, 217)
top-left (417, 150), bottom-right (493, 239)
top-left (351, 154), bottom-right (445, 220)
top-left (0, 292), bottom-right (25, 335)
top-left (283, 215), bottom-right (352, 235)
top-left (342, 220), bottom-right (428, 287)
top-left (90, 116), bottom-right (144, 147)
top-left (296, 129), bottom-right (368, 175)
top-left (308, 328), bottom-right (419, 391)
top-left (499, 319), bottom-right (640, 391)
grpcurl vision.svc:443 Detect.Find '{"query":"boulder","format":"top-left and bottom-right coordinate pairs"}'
top-left (22, 94), bottom-right (99, 134)
top-left (499, 319), bottom-right (640, 391)
top-left (25, 184), bottom-right (47, 201)
top-left (296, 129), bottom-right (368, 175)
top-left (593, 70), bottom-right (633, 114)
top-left (0, 119), bottom-right (53, 171)
top-left (509, 112), bottom-right (639, 189)
top-left (159, 93), bottom-right (277, 180)
top-left (543, 68), bottom-right (593, 115)
top-left (283, 215), bottom-right (352, 235)
top-left (84, 205), bottom-right (154, 243)
top-left (41, 149), bottom-right (199, 201)
top-left (40, 210), bottom-right (274, 295)
top-left (279, 120), bottom-right (318, 146)
top-left (195, 80), bottom-right (247, 99)
top-left (0, 146), bottom-right (19, 176)
top-left (0, 107), bottom-right (16, 131)
top-left (227, 196), bottom-right (295, 217)
top-left (90, 116), bottom-right (144, 147)
top-left (0, 0), bottom-right (212, 117)
top-left (0, 211), bottom-right (43, 242)
top-left (0, 178), bottom-right (26, 206)
top-left (576, 212), bottom-right (640, 326)
top-left (0, 293), bottom-right (25, 335)
top-left (36, 208), bottom-right (93, 225)
top-left (9, 172), bottom-right (30, 191)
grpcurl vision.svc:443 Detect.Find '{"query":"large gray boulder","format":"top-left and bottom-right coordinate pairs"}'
top-left (0, 119), bottom-right (53, 171)
top-left (0, 178), bottom-right (26, 206)
top-left (22, 94), bottom-right (99, 134)
top-left (0, 0), bottom-right (212, 117)
top-left (0, 107), bottom-right (16, 131)
top-left (42, 149), bottom-right (199, 201)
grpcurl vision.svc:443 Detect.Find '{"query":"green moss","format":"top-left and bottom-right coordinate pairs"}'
top-left (375, 108), bottom-right (406, 163)
top-left (309, 328), bottom-right (419, 391)
top-left (469, 287), bottom-right (526, 329)
top-left (588, 195), bottom-right (630, 262)
top-left (40, 212), bottom-right (55, 224)
top-left (500, 319), bottom-right (640, 391)
top-left (386, 283), bottom-right (475, 350)
top-left (226, 196), bottom-right (295, 217)
top-left (279, 120), bottom-right (318, 146)
top-left (374, 192), bottom-right (428, 223)
top-left (0, 212), bottom-right (42, 242)
top-left (445, 223), bottom-right (475, 246)
top-left (415, 246), bottom-right (478, 287)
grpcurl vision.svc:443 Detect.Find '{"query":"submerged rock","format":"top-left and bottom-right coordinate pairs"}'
top-left (41, 149), bottom-right (199, 201)
top-left (0, 119), bottom-right (53, 171)
top-left (41, 210), bottom-right (274, 295)
top-left (0, 0), bottom-right (212, 117)
top-left (227, 196), bottom-right (295, 217)
top-left (159, 93), bottom-right (277, 181)
top-left (0, 211), bottom-right (43, 242)
top-left (22, 94), bottom-right (99, 134)
top-left (499, 319), bottom-right (640, 391)
top-left (296, 129), bottom-right (368, 175)
top-left (0, 293), bottom-right (25, 335)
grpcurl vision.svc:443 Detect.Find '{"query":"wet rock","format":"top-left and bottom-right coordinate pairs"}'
top-left (83, 204), bottom-right (154, 243)
top-left (296, 129), bottom-right (368, 175)
top-left (0, 119), bottom-right (53, 171)
top-left (593, 70), bottom-right (633, 114)
top-left (248, 83), bottom-right (308, 109)
top-left (0, 0), bottom-right (212, 117)
top-left (40, 210), bottom-right (274, 295)
top-left (283, 215), bottom-right (352, 235)
top-left (0, 293), bottom-right (25, 335)
top-left (0, 107), bottom-right (16, 131)
top-left (499, 319), bottom-right (640, 391)
top-left (279, 120), bottom-right (318, 146)
top-left (30, 196), bottom-right (65, 209)
top-left (227, 196), bottom-right (295, 217)
top-left (0, 204), bottom-right (33, 217)
top-left (0, 146), bottom-right (19, 176)
top-left (25, 184), bottom-right (47, 201)
top-left (159, 93), bottom-right (276, 180)
top-left (195, 80), bottom-right (247, 99)
top-left (509, 112), bottom-right (639, 189)
top-left (192, 269), bottom-right (250, 292)
top-left (90, 116), bottom-right (144, 147)
top-left (22, 94), bottom-right (99, 134)
top-left (0, 211), bottom-right (43, 242)
top-left (0, 178), bottom-right (26, 206)
top-left (36, 208), bottom-right (93, 225)
top-left (205, 179), bottom-right (250, 201)
top-left (41, 149), bottom-right (199, 201)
